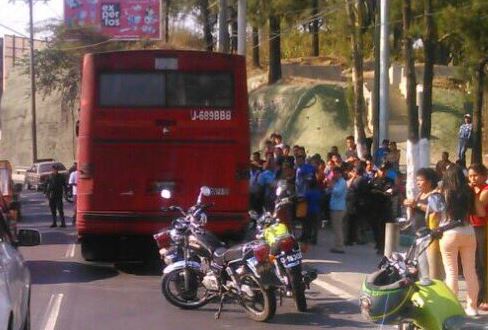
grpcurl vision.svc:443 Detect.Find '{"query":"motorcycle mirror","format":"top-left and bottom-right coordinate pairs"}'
top-left (248, 210), bottom-right (259, 220)
top-left (161, 189), bottom-right (172, 199)
top-left (200, 186), bottom-right (211, 197)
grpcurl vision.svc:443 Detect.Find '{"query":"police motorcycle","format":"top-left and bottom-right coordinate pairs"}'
top-left (249, 180), bottom-right (317, 312)
top-left (155, 187), bottom-right (279, 322)
top-left (359, 195), bottom-right (488, 329)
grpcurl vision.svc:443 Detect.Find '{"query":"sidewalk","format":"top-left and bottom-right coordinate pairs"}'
top-left (302, 225), bottom-right (483, 314)
top-left (302, 226), bottom-right (381, 301)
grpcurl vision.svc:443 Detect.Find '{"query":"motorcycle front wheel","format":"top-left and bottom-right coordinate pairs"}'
top-left (161, 267), bottom-right (209, 309)
top-left (287, 265), bottom-right (307, 312)
top-left (240, 274), bottom-right (276, 322)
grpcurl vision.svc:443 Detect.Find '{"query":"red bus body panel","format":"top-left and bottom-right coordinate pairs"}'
top-left (77, 50), bottom-right (250, 238)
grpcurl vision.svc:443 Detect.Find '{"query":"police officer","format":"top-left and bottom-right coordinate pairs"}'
top-left (46, 165), bottom-right (66, 228)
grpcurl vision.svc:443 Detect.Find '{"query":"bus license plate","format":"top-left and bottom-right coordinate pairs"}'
top-left (191, 110), bottom-right (232, 121)
top-left (280, 251), bottom-right (302, 268)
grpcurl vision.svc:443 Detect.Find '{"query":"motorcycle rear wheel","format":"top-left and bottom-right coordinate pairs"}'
top-left (240, 274), bottom-right (276, 322)
top-left (161, 268), bottom-right (208, 310)
top-left (287, 265), bottom-right (307, 312)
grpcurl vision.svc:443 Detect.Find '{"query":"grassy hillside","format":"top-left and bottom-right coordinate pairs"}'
top-left (250, 80), bottom-right (466, 163)
top-left (431, 87), bottom-right (468, 162)
top-left (249, 80), bottom-right (353, 157)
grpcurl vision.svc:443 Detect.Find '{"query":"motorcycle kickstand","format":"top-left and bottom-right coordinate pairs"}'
top-left (279, 289), bottom-right (283, 306)
top-left (215, 292), bottom-right (226, 319)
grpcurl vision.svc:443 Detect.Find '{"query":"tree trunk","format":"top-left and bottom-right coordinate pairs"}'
top-left (268, 14), bottom-right (282, 84)
top-left (160, 0), bottom-right (170, 42)
top-left (219, 0), bottom-right (230, 52)
top-left (345, 0), bottom-right (367, 158)
top-left (311, 0), bottom-right (319, 57)
top-left (419, 0), bottom-right (435, 168)
top-left (252, 25), bottom-right (260, 68)
top-left (403, 0), bottom-right (419, 203)
top-left (472, 59), bottom-right (487, 164)
top-left (201, 0), bottom-right (214, 51)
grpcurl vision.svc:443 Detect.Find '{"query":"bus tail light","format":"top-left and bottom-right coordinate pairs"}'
top-left (79, 163), bottom-right (94, 179)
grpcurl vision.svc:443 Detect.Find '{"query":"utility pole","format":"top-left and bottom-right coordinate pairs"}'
top-left (379, 0), bottom-right (389, 143)
top-left (218, 0), bottom-right (229, 52)
top-left (237, 0), bottom-right (246, 56)
top-left (29, 0), bottom-right (38, 162)
top-left (372, 0), bottom-right (381, 155)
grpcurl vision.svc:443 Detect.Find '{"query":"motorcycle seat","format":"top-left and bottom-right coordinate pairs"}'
top-left (443, 315), bottom-right (488, 329)
top-left (213, 245), bottom-right (244, 266)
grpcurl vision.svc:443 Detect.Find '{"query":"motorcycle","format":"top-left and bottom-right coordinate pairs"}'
top-left (359, 217), bottom-right (488, 329)
top-left (155, 186), bottom-right (279, 322)
top-left (249, 181), bottom-right (317, 312)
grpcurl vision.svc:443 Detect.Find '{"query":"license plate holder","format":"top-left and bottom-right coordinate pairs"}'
top-left (279, 251), bottom-right (302, 268)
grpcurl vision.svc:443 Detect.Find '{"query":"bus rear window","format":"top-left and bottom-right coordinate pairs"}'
top-left (99, 73), bottom-right (166, 107)
top-left (167, 73), bottom-right (233, 107)
top-left (98, 72), bottom-right (233, 108)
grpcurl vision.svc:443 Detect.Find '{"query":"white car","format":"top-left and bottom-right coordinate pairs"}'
top-left (0, 217), bottom-right (40, 330)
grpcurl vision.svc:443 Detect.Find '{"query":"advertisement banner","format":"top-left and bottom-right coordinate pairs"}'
top-left (64, 0), bottom-right (160, 39)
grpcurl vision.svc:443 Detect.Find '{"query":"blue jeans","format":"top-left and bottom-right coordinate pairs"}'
top-left (458, 138), bottom-right (470, 162)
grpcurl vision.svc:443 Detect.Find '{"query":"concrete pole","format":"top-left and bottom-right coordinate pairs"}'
top-left (237, 0), bottom-right (246, 56)
top-left (379, 0), bottom-right (390, 142)
top-left (29, 0), bottom-right (38, 162)
top-left (218, 0), bottom-right (229, 52)
top-left (372, 0), bottom-right (381, 155)
top-left (384, 222), bottom-right (400, 257)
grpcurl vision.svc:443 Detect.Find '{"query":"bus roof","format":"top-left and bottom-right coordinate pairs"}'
top-left (85, 49), bottom-right (245, 61)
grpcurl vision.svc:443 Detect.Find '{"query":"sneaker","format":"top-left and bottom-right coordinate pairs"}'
top-left (50, 223), bottom-right (57, 228)
top-left (465, 307), bottom-right (479, 316)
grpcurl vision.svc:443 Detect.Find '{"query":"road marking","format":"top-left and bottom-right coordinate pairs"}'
top-left (42, 293), bottom-right (64, 330)
top-left (313, 277), bottom-right (356, 301)
top-left (65, 244), bottom-right (76, 258)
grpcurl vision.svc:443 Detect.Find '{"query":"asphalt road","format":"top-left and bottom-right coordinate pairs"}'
top-left (17, 190), bottom-right (376, 330)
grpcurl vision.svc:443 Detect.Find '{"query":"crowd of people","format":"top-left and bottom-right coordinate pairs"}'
top-left (249, 133), bottom-right (404, 255)
top-left (250, 130), bottom-right (488, 316)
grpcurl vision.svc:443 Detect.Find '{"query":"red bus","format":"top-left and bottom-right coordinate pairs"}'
top-left (77, 50), bottom-right (250, 261)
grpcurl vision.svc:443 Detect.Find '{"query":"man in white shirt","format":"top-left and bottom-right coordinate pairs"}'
top-left (68, 164), bottom-right (78, 225)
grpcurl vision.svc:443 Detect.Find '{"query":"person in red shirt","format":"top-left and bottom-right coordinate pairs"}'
top-left (468, 163), bottom-right (488, 311)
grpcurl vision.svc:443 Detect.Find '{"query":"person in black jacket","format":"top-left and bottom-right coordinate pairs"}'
top-left (368, 163), bottom-right (395, 254)
top-left (46, 165), bottom-right (66, 228)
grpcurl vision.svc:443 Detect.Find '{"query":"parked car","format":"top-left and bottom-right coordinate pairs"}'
top-left (0, 213), bottom-right (40, 330)
top-left (24, 161), bottom-right (67, 191)
top-left (0, 161), bottom-right (22, 223)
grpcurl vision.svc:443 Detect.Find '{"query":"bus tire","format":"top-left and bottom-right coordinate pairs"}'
top-left (81, 237), bottom-right (116, 261)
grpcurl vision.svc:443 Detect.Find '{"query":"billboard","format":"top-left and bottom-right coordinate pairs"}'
top-left (64, 0), bottom-right (160, 39)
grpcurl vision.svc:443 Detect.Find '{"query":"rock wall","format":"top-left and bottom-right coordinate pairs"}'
top-left (0, 67), bottom-right (77, 168)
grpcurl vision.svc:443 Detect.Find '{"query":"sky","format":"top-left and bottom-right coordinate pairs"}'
top-left (0, 0), bottom-right (64, 39)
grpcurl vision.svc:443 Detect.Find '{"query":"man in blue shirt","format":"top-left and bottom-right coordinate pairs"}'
top-left (458, 113), bottom-right (472, 163)
top-left (295, 155), bottom-right (315, 198)
top-left (257, 159), bottom-right (276, 212)
top-left (328, 167), bottom-right (347, 253)
top-left (374, 139), bottom-right (390, 167)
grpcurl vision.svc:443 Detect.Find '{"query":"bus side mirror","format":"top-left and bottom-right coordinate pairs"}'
top-left (17, 229), bottom-right (41, 246)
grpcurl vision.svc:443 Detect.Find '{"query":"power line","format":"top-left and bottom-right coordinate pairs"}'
top-left (0, 23), bottom-right (29, 38)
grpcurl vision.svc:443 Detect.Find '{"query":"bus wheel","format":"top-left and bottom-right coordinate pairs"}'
top-left (81, 237), bottom-right (116, 261)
